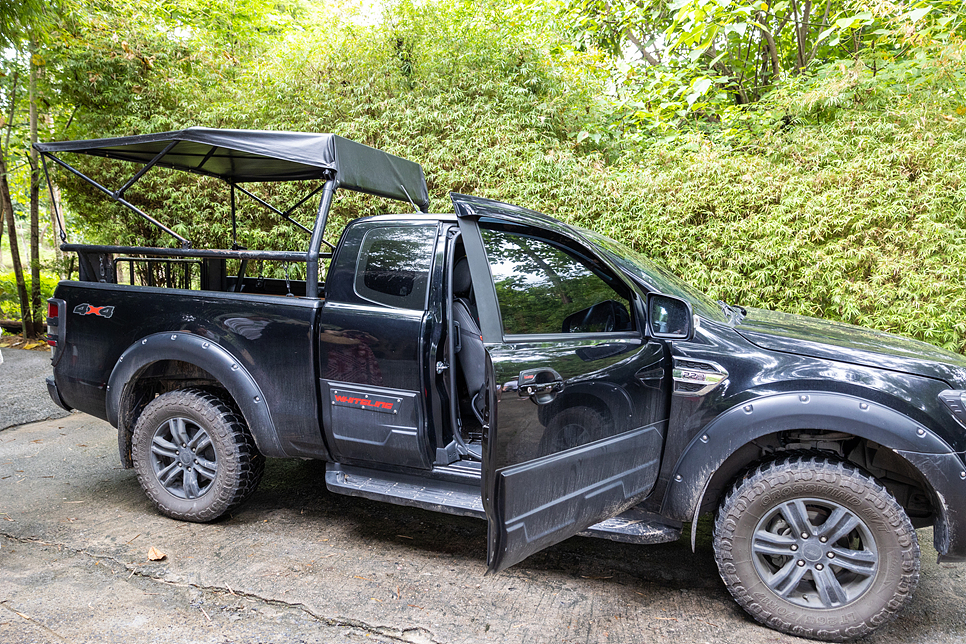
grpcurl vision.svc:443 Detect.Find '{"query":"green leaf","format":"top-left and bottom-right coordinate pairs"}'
top-left (693, 77), bottom-right (713, 95)
top-left (905, 7), bottom-right (931, 22)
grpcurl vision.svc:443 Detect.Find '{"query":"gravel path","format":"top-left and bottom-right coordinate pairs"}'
top-left (0, 347), bottom-right (71, 431)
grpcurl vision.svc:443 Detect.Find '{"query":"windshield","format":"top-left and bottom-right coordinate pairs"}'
top-left (581, 229), bottom-right (728, 323)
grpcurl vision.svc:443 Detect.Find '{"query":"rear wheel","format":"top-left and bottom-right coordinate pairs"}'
top-left (713, 455), bottom-right (919, 641)
top-left (132, 388), bottom-right (265, 522)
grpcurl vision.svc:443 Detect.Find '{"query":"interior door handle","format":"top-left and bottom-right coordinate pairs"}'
top-left (517, 368), bottom-right (564, 405)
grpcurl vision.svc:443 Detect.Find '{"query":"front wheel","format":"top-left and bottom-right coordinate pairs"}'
top-left (713, 455), bottom-right (920, 641)
top-left (132, 388), bottom-right (265, 522)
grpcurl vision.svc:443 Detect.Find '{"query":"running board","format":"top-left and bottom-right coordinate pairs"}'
top-left (325, 463), bottom-right (682, 544)
top-left (325, 463), bottom-right (485, 518)
top-left (579, 506), bottom-right (681, 544)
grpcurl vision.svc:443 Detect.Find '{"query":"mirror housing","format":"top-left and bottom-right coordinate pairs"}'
top-left (647, 293), bottom-right (693, 340)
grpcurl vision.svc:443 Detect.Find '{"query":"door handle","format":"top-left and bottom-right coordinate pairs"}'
top-left (517, 368), bottom-right (564, 405)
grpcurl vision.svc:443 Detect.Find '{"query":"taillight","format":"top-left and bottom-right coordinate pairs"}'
top-left (46, 299), bottom-right (60, 346)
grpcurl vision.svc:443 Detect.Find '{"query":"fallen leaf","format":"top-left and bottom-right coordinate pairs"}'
top-left (147, 547), bottom-right (166, 561)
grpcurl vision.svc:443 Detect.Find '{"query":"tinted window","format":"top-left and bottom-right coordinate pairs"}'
top-left (581, 228), bottom-right (727, 323)
top-left (481, 227), bottom-right (634, 335)
top-left (354, 225), bottom-right (436, 309)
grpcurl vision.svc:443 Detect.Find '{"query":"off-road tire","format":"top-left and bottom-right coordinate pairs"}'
top-left (713, 455), bottom-right (920, 641)
top-left (132, 388), bottom-right (265, 522)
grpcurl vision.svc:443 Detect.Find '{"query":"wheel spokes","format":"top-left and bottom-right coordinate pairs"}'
top-left (830, 546), bottom-right (877, 575)
top-left (188, 432), bottom-right (211, 452)
top-left (168, 417), bottom-right (190, 446)
top-left (751, 494), bottom-right (882, 611)
top-left (183, 466), bottom-right (201, 498)
top-left (151, 435), bottom-right (179, 459)
top-left (778, 500), bottom-right (813, 537)
top-left (818, 507), bottom-right (860, 545)
top-left (769, 559), bottom-right (809, 597)
top-left (812, 564), bottom-right (849, 607)
top-left (753, 530), bottom-right (798, 557)
top-left (151, 417), bottom-right (217, 499)
top-left (195, 457), bottom-right (217, 480)
top-left (157, 460), bottom-right (182, 486)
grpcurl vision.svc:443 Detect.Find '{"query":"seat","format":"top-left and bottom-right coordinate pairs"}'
top-left (452, 258), bottom-right (486, 424)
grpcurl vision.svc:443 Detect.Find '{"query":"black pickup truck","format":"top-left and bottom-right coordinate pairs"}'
top-left (38, 129), bottom-right (966, 641)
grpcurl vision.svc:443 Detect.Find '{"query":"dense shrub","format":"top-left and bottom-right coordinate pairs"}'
top-left (48, 0), bottom-right (966, 352)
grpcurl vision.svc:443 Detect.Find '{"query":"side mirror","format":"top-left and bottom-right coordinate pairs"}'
top-left (647, 293), bottom-right (693, 340)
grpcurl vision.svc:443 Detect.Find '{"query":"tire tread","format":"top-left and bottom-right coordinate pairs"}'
top-left (132, 388), bottom-right (265, 522)
top-left (713, 454), bottom-right (920, 642)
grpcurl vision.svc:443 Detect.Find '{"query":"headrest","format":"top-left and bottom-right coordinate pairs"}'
top-left (453, 257), bottom-right (472, 297)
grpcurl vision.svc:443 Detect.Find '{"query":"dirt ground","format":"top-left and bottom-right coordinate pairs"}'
top-left (2, 410), bottom-right (966, 644)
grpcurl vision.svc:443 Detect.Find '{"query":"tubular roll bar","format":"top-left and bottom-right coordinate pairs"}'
top-left (36, 131), bottom-right (431, 300)
top-left (42, 150), bottom-right (192, 248)
top-left (59, 244), bottom-right (321, 262)
top-left (39, 148), bottom-right (340, 298)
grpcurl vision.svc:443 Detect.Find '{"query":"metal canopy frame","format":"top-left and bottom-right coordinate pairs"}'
top-left (36, 132), bottom-right (431, 299)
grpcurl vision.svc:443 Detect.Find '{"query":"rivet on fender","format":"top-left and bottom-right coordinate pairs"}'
top-left (202, 342), bottom-right (209, 349)
top-left (860, 402), bottom-right (869, 410)
top-left (743, 405), bottom-right (753, 413)
top-left (700, 435), bottom-right (709, 443)
top-left (917, 428), bottom-right (926, 436)
top-left (799, 395), bottom-right (810, 403)
top-left (254, 396), bottom-right (260, 403)
top-left (231, 364), bottom-right (239, 371)
top-left (170, 334), bottom-right (177, 340)
top-left (674, 474), bottom-right (682, 482)
top-left (141, 338), bottom-right (147, 345)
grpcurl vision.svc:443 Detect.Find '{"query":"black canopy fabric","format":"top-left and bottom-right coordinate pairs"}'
top-left (35, 127), bottom-right (430, 210)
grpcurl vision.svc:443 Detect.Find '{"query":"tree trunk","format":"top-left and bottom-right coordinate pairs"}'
top-left (1, 154), bottom-right (34, 338)
top-left (29, 38), bottom-right (42, 334)
top-left (43, 112), bottom-right (63, 268)
top-left (0, 203), bottom-right (5, 270)
top-left (759, 13), bottom-right (782, 80)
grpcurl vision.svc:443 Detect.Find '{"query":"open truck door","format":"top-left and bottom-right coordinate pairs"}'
top-left (452, 194), bottom-right (671, 573)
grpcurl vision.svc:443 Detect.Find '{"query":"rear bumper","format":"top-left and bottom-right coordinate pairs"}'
top-left (897, 449), bottom-right (966, 562)
top-left (46, 376), bottom-right (72, 412)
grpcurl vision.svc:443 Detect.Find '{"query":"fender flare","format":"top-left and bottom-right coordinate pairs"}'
top-left (661, 391), bottom-right (955, 536)
top-left (106, 332), bottom-right (283, 461)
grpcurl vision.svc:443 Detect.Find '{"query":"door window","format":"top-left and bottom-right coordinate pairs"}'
top-left (354, 225), bottom-right (436, 309)
top-left (480, 227), bottom-right (633, 335)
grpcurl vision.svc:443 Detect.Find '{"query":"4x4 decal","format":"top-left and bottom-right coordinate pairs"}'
top-left (73, 303), bottom-right (115, 318)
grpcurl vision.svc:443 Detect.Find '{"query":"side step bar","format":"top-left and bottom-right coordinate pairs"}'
top-left (325, 462), bottom-right (484, 518)
top-left (325, 463), bottom-right (681, 545)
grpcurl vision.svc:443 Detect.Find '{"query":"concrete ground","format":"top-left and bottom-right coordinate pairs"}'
top-left (0, 347), bottom-right (70, 431)
top-left (2, 348), bottom-right (966, 644)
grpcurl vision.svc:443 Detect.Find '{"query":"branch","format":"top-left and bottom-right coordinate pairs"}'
top-left (790, 0), bottom-right (806, 71)
top-left (805, 1), bottom-right (833, 67)
top-left (4, 66), bottom-right (20, 154)
top-left (626, 28), bottom-right (661, 66)
top-left (702, 46), bottom-right (748, 104)
top-left (758, 15), bottom-right (781, 78)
